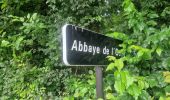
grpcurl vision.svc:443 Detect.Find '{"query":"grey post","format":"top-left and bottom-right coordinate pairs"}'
top-left (95, 66), bottom-right (104, 99)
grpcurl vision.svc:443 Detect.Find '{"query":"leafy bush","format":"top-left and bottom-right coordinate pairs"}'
top-left (1, 0), bottom-right (170, 99)
top-left (104, 0), bottom-right (170, 99)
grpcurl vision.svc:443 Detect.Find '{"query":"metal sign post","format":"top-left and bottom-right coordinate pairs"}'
top-left (95, 66), bottom-right (104, 99)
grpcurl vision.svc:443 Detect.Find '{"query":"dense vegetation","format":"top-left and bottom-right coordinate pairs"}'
top-left (1, 0), bottom-right (170, 99)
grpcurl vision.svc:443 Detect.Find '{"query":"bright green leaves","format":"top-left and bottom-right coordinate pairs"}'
top-left (20, 13), bottom-right (46, 34)
top-left (15, 36), bottom-right (24, 50)
top-left (114, 79), bottom-right (126, 95)
top-left (138, 49), bottom-right (151, 60)
top-left (123, 0), bottom-right (136, 14)
top-left (114, 71), bottom-right (134, 94)
top-left (127, 83), bottom-right (141, 99)
top-left (106, 0), bottom-right (170, 99)
top-left (107, 56), bottom-right (116, 61)
top-left (110, 69), bottom-right (148, 99)
top-left (107, 32), bottom-right (129, 41)
top-left (130, 45), bottom-right (152, 60)
top-left (71, 74), bottom-right (96, 99)
top-left (107, 63), bottom-right (115, 71)
top-left (1, 0), bottom-right (170, 99)
top-left (126, 74), bottom-right (135, 89)
top-left (106, 55), bottom-right (149, 99)
top-left (0, 0), bottom-right (8, 11)
top-left (147, 27), bottom-right (170, 44)
top-left (114, 70), bottom-right (148, 99)
top-left (164, 85), bottom-right (170, 94)
top-left (163, 71), bottom-right (170, 83)
top-left (74, 88), bottom-right (88, 97)
top-left (138, 79), bottom-right (147, 90)
top-left (107, 57), bottom-right (124, 71)
top-left (118, 44), bottom-right (152, 64)
top-left (0, 4), bottom-right (52, 98)
top-left (106, 93), bottom-right (116, 100)
top-left (1, 40), bottom-right (10, 47)
top-left (1, 33), bottom-right (24, 50)
top-left (156, 47), bottom-right (163, 56)
top-left (147, 73), bottom-right (166, 88)
top-left (116, 59), bottom-right (124, 71)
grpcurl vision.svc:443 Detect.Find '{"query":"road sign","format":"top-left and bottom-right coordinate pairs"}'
top-left (62, 24), bottom-right (122, 66)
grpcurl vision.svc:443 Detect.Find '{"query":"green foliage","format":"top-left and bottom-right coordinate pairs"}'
top-left (0, 0), bottom-right (111, 99)
top-left (0, 0), bottom-right (72, 99)
top-left (64, 70), bottom-right (96, 99)
top-left (106, 56), bottom-right (149, 100)
top-left (1, 0), bottom-right (170, 99)
top-left (104, 0), bottom-right (170, 99)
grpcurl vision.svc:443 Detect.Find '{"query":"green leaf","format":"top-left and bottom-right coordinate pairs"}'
top-left (81, 88), bottom-right (88, 96)
top-left (147, 20), bottom-right (157, 26)
top-left (137, 50), bottom-right (144, 57)
top-left (106, 93), bottom-right (115, 100)
top-left (1, 1), bottom-right (7, 9)
top-left (138, 80), bottom-right (145, 90)
top-left (89, 70), bottom-right (93, 74)
top-left (27, 14), bottom-right (31, 19)
top-left (142, 49), bottom-right (152, 60)
top-left (106, 63), bottom-right (115, 71)
top-left (107, 56), bottom-right (116, 61)
top-left (115, 59), bottom-right (124, 71)
top-left (159, 96), bottom-right (165, 100)
top-left (156, 47), bottom-right (162, 56)
top-left (114, 71), bottom-right (134, 94)
top-left (125, 73), bottom-right (134, 88)
top-left (120, 71), bottom-right (127, 85)
top-left (32, 13), bottom-right (37, 20)
top-left (137, 22), bottom-right (145, 31)
top-left (148, 13), bottom-right (159, 18)
top-left (165, 85), bottom-right (170, 93)
top-left (74, 91), bottom-right (80, 97)
top-left (123, 0), bottom-right (136, 13)
top-left (116, 71), bottom-right (134, 88)
top-left (114, 80), bottom-right (126, 94)
top-left (147, 76), bottom-right (158, 88)
top-left (107, 32), bottom-right (128, 40)
top-left (1, 40), bottom-right (9, 47)
top-left (15, 36), bottom-right (24, 50)
top-left (138, 90), bottom-right (151, 100)
top-left (162, 57), bottom-right (170, 69)
top-left (130, 45), bottom-right (142, 51)
top-left (127, 83), bottom-right (141, 98)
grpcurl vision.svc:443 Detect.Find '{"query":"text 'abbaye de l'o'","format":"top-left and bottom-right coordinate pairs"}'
top-left (71, 40), bottom-right (114, 55)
